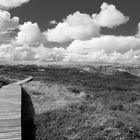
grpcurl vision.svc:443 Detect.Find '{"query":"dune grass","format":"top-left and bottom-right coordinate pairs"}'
top-left (1, 64), bottom-right (140, 139)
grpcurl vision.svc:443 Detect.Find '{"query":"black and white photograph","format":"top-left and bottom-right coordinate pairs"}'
top-left (0, 0), bottom-right (140, 139)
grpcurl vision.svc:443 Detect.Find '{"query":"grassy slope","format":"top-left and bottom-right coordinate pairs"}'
top-left (0, 64), bottom-right (140, 140)
top-left (34, 70), bottom-right (140, 140)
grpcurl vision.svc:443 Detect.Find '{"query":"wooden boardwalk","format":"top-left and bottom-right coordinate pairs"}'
top-left (0, 77), bottom-right (33, 140)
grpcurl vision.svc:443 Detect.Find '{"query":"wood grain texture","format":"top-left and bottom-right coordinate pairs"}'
top-left (0, 77), bottom-right (33, 140)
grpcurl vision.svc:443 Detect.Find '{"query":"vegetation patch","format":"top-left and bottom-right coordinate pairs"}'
top-left (1, 64), bottom-right (140, 139)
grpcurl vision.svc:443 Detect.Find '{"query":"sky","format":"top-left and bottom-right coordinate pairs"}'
top-left (0, 0), bottom-right (140, 63)
top-left (10, 0), bottom-right (140, 35)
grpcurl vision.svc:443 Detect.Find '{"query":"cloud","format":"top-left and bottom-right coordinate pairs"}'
top-left (13, 47), bottom-right (37, 61)
top-left (0, 43), bottom-right (66, 62)
top-left (16, 21), bottom-right (43, 46)
top-left (0, 2), bottom-right (139, 64)
top-left (49, 20), bottom-right (57, 25)
top-left (33, 45), bottom-right (66, 62)
top-left (45, 3), bottom-right (129, 43)
top-left (67, 36), bottom-right (140, 54)
top-left (93, 2), bottom-right (129, 28)
top-left (0, 0), bottom-right (30, 9)
top-left (64, 35), bottom-right (140, 63)
top-left (136, 23), bottom-right (140, 38)
top-left (0, 10), bottom-right (19, 45)
top-left (0, 31), bottom-right (16, 45)
top-left (0, 43), bottom-right (37, 61)
top-left (1, 36), bottom-right (140, 63)
top-left (0, 10), bottom-right (19, 32)
top-left (1, 31), bottom-right (140, 64)
top-left (0, 44), bottom-right (37, 61)
top-left (45, 11), bottom-right (100, 43)
top-left (64, 49), bottom-right (140, 63)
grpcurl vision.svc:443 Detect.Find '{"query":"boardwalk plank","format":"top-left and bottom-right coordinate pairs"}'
top-left (0, 77), bottom-right (33, 140)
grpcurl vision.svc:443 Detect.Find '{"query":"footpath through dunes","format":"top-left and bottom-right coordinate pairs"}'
top-left (0, 77), bottom-right (33, 140)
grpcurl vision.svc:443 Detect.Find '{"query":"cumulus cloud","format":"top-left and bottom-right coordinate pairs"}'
top-left (16, 21), bottom-right (43, 46)
top-left (33, 45), bottom-right (66, 62)
top-left (93, 2), bottom-right (129, 28)
top-left (49, 20), bottom-right (57, 25)
top-left (0, 0), bottom-right (30, 9)
top-left (45, 3), bottom-right (129, 43)
top-left (0, 2), bottom-right (139, 64)
top-left (1, 35), bottom-right (140, 63)
top-left (0, 43), bottom-right (66, 62)
top-left (0, 10), bottom-right (19, 45)
top-left (45, 11), bottom-right (100, 43)
top-left (66, 36), bottom-right (140, 54)
top-left (64, 49), bottom-right (140, 63)
top-left (0, 44), bottom-right (38, 61)
top-left (136, 23), bottom-right (140, 38)
top-left (0, 10), bottom-right (19, 32)
top-left (64, 35), bottom-right (140, 63)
